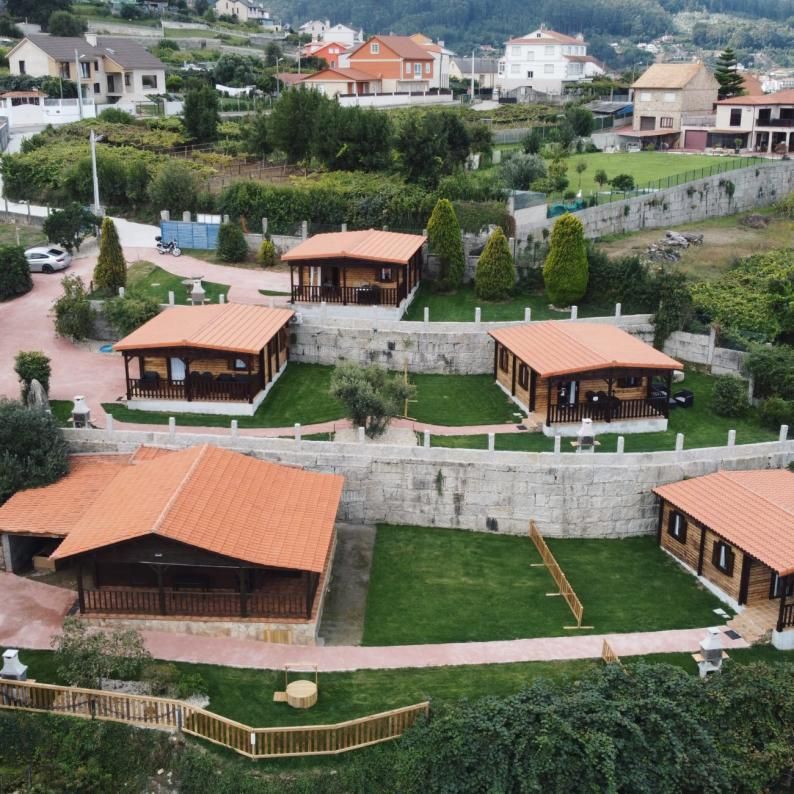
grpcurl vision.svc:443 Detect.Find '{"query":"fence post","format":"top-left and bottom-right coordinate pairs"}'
top-left (341, 222), bottom-right (347, 232)
top-left (570, 305), bottom-right (578, 320)
top-left (230, 419), bottom-right (238, 437)
top-left (780, 425), bottom-right (789, 442)
top-left (554, 434), bottom-right (561, 456)
top-left (423, 429), bottom-right (430, 448)
top-left (294, 422), bottom-right (301, 441)
top-left (261, 217), bottom-right (268, 235)
top-left (118, 286), bottom-right (125, 298)
top-left (169, 417), bottom-right (176, 439)
top-left (727, 429), bottom-right (736, 447)
top-left (614, 302), bottom-right (622, 318)
top-left (488, 432), bottom-right (495, 451)
top-left (301, 220), bottom-right (308, 240)
top-left (675, 433), bottom-right (684, 452)
top-left (474, 307), bottom-right (481, 324)
top-left (616, 436), bottom-right (624, 455)
top-left (423, 306), bottom-right (430, 325)
top-left (168, 290), bottom-right (175, 305)
top-left (358, 426), bottom-right (366, 443)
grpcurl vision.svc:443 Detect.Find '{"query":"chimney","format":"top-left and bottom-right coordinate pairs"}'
top-left (576, 33), bottom-right (584, 41)
top-left (190, 279), bottom-right (206, 305)
top-left (1, 649), bottom-right (28, 681)
top-left (85, 33), bottom-right (98, 46)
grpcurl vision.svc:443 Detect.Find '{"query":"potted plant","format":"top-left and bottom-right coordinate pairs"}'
top-left (734, 137), bottom-right (743, 154)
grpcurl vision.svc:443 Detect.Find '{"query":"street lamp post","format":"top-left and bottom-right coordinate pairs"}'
top-left (74, 49), bottom-right (84, 119)
top-left (90, 130), bottom-right (104, 216)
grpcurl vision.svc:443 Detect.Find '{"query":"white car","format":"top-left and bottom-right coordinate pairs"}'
top-left (24, 246), bottom-right (72, 273)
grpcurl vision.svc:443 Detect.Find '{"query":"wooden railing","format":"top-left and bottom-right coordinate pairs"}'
top-left (529, 520), bottom-right (590, 630)
top-left (291, 284), bottom-right (400, 306)
top-left (601, 639), bottom-right (622, 667)
top-left (778, 602), bottom-right (794, 632)
top-left (0, 680), bottom-right (429, 759)
top-left (548, 396), bottom-right (666, 425)
top-left (82, 588), bottom-right (307, 619)
top-left (128, 377), bottom-right (256, 403)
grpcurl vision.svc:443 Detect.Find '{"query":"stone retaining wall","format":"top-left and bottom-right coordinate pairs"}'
top-left (63, 428), bottom-right (793, 539)
top-left (291, 313), bottom-right (654, 374)
top-left (664, 329), bottom-right (747, 377)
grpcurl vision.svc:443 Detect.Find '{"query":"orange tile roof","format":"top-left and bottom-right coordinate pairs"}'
top-left (653, 470), bottom-right (794, 575)
top-left (281, 229), bottom-right (426, 265)
top-left (740, 73), bottom-right (764, 96)
top-left (489, 322), bottom-right (681, 378)
top-left (718, 88), bottom-right (794, 105)
top-left (51, 445), bottom-right (344, 573)
top-left (350, 35), bottom-right (433, 60)
top-left (302, 66), bottom-right (376, 82)
top-left (0, 455), bottom-right (133, 537)
top-left (113, 303), bottom-right (294, 355)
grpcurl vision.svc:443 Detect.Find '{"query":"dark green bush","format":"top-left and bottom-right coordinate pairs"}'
top-left (744, 344), bottom-right (794, 400)
top-left (143, 662), bottom-right (180, 696)
top-left (217, 222), bottom-right (248, 262)
top-left (0, 244), bottom-right (32, 300)
top-left (177, 672), bottom-right (209, 699)
top-left (543, 214), bottom-right (588, 307)
top-left (759, 396), bottom-right (794, 430)
top-left (104, 294), bottom-right (161, 337)
top-left (427, 198), bottom-right (465, 290)
top-left (474, 227), bottom-right (516, 301)
top-left (53, 274), bottom-right (95, 341)
top-left (14, 350), bottom-right (51, 400)
top-left (610, 173), bottom-right (635, 191)
top-left (711, 376), bottom-right (750, 417)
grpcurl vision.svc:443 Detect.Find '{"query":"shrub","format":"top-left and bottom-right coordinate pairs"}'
top-left (775, 191), bottom-right (794, 219)
top-left (521, 128), bottom-right (544, 154)
top-left (474, 227), bottom-right (516, 301)
top-left (543, 214), bottom-right (588, 307)
top-left (217, 222), bottom-right (248, 262)
top-left (52, 274), bottom-right (95, 341)
top-left (426, 198), bottom-right (465, 290)
top-left (610, 173), bottom-right (635, 191)
top-left (143, 662), bottom-right (180, 696)
top-left (0, 399), bottom-right (68, 505)
top-left (93, 217), bottom-right (126, 295)
top-left (98, 107), bottom-right (135, 124)
top-left (52, 617), bottom-right (152, 689)
top-left (183, 80), bottom-right (220, 142)
top-left (499, 152), bottom-right (546, 190)
top-left (0, 244), bottom-right (32, 300)
top-left (176, 672), bottom-right (209, 699)
top-left (104, 294), bottom-right (161, 337)
top-left (652, 271), bottom-right (693, 348)
top-left (258, 237), bottom-right (278, 267)
top-left (47, 10), bottom-right (86, 36)
top-left (42, 202), bottom-right (98, 253)
top-left (14, 351), bottom-right (50, 401)
top-left (329, 362), bottom-right (415, 438)
top-left (711, 376), bottom-right (750, 417)
top-left (758, 396), bottom-right (794, 430)
top-left (594, 168), bottom-right (609, 188)
top-left (744, 344), bottom-right (794, 401)
top-left (148, 159), bottom-right (201, 217)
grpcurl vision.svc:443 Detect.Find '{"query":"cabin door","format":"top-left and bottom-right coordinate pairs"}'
top-left (170, 357), bottom-right (186, 381)
top-left (322, 266), bottom-right (341, 287)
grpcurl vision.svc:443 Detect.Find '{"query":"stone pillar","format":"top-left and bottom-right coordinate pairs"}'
top-left (727, 429), bottom-right (736, 447)
top-left (524, 307), bottom-right (532, 323)
top-left (474, 307), bottom-right (481, 324)
top-left (230, 419), bottom-right (238, 437)
top-left (160, 210), bottom-right (170, 221)
top-left (616, 436), bottom-right (624, 455)
top-left (780, 424), bottom-right (789, 442)
top-left (168, 417), bottom-right (176, 438)
top-left (118, 286), bottom-right (125, 298)
top-left (488, 432), bottom-right (495, 451)
top-left (423, 429), bottom-right (430, 448)
top-left (553, 434), bottom-right (561, 456)
top-left (675, 433), bottom-right (684, 452)
top-left (294, 422), bottom-right (301, 441)
top-left (707, 326), bottom-right (717, 366)
top-left (615, 302), bottom-right (622, 318)
top-left (168, 290), bottom-right (175, 305)
top-left (358, 426), bottom-right (366, 443)
top-left (570, 305), bottom-right (578, 320)
top-left (261, 217), bottom-right (268, 235)
top-left (182, 210), bottom-right (191, 222)
top-left (105, 414), bottom-right (114, 434)
top-left (223, 214), bottom-right (230, 224)
top-left (301, 220), bottom-right (308, 240)
top-left (341, 222), bottom-right (347, 232)
top-left (423, 306), bottom-right (430, 325)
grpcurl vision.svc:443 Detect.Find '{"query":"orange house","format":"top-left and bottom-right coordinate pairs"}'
top-left (300, 67), bottom-right (378, 97)
top-left (305, 40), bottom-right (350, 69)
top-left (348, 35), bottom-right (434, 93)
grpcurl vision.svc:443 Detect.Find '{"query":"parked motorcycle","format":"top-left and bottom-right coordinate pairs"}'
top-left (155, 236), bottom-right (182, 257)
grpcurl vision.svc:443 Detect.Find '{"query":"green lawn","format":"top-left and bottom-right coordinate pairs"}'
top-left (430, 368), bottom-right (778, 453)
top-left (180, 248), bottom-right (261, 269)
top-left (49, 400), bottom-right (73, 427)
top-left (90, 261), bottom-right (229, 305)
top-left (18, 646), bottom-right (789, 729)
top-left (403, 283), bottom-right (616, 322)
top-left (103, 364), bottom-right (516, 428)
top-left (0, 222), bottom-right (46, 250)
top-left (565, 152), bottom-right (758, 198)
top-left (361, 525), bottom-right (725, 645)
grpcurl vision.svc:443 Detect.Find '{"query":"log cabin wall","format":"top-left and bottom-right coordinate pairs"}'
top-left (142, 355), bottom-right (262, 379)
top-left (298, 264), bottom-right (400, 290)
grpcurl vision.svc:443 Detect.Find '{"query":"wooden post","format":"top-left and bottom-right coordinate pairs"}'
top-left (258, 348), bottom-right (266, 392)
top-left (76, 561), bottom-right (85, 613)
top-left (492, 342), bottom-right (498, 380)
top-left (123, 354), bottom-right (131, 400)
top-left (738, 554), bottom-right (751, 606)
top-left (156, 566), bottom-right (166, 616)
top-left (664, 370), bottom-right (673, 418)
top-left (656, 499), bottom-right (664, 546)
top-left (247, 355), bottom-right (253, 403)
top-left (606, 368), bottom-right (614, 423)
top-left (777, 577), bottom-right (789, 633)
top-left (342, 267), bottom-right (347, 304)
top-left (305, 572), bottom-right (312, 619)
top-left (697, 524), bottom-right (707, 576)
top-left (546, 378), bottom-right (553, 427)
top-left (266, 341), bottom-right (272, 383)
top-left (511, 354), bottom-right (517, 396)
top-left (289, 264), bottom-right (295, 301)
top-left (183, 357), bottom-right (192, 402)
top-left (239, 568), bottom-right (248, 618)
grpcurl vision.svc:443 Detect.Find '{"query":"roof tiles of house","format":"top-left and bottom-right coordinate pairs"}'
top-left (23, 34), bottom-right (165, 70)
top-left (489, 321), bottom-right (681, 378)
top-left (632, 63), bottom-right (707, 89)
top-left (30, 445), bottom-right (345, 572)
top-left (281, 229), bottom-right (426, 264)
top-left (718, 88), bottom-right (794, 105)
top-left (113, 303), bottom-right (294, 355)
top-left (302, 67), bottom-right (374, 82)
top-left (350, 35), bottom-right (432, 60)
top-left (653, 470), bottom-right (794, 575)
top-left (451, 57), bottom-right (499, 74)
top-left (508, 29), bottom-right (584, 45)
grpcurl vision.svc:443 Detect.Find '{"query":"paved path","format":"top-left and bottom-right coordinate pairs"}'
top-left (0, 574), bottom-right (749, 671)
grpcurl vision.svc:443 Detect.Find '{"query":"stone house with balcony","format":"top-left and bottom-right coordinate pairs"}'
top-left (621, 63), bottom-right (718, 149)
top-left (7, 34), bottom-right (166, 106)
top-left (347, 35), bottom-right (436, 93)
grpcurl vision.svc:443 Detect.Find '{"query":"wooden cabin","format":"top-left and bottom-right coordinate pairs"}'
top-left (281, 229), bottom-right (425, 308)
top-left (489, 321), bottom-right (681, 435)
top-left (0, 445), bottom-right (344, 644)
top-left (654, 470), bottom-right (794, 645)
top-left (114, 303), bottom-right (294, 416)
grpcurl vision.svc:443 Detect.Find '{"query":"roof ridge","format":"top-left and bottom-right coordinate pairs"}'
top-left (150, 444), bottom-right (209, 535)
top-left (721, 469), bottom-right (794, 519)
top-left (555, 321), bottom-right (612, 367)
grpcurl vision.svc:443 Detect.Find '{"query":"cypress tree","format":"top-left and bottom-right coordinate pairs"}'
top-left (543, 214), bottom-right (588, 308)
top-left (426, 198), bottom-right (465, 291)
top-left (93, 217), bottom-right (126, 295)
top-left (714, 48), bottom-right (745, 100)
top-left (474, 228), bottom-right (516, 301)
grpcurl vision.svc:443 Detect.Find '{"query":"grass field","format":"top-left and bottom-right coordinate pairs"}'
top-left (361, 526), bottom-right (725, 645)
top-left (402, 283), bottom-right (617, 322)
top-left (430, 368), bottom-right (778, 453)
top-left (564, 152), bottom-right (757, 198)
top-left (17, 645), bottom-right (788, 729)
top-left (0, 222), bottom-right (46, 250)
top-left (103, 363), bottom-right (516, 428)
top-left (104, 261), bottom-right (230, 305)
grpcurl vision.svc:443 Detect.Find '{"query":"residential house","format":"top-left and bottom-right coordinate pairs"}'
top-left (283, 229), bottom-right (425, 309)
top-left (585, 98), bottom-right (634, 129)
top-left (450, 56), bottom-right (499, 91)
top-left (488, 321), bottom-right (681, 436)
top-left (7, 34), bottom-right (166, 105)
top-left (0, 445), bottom-right (344, 644)
top-left (496, 27), bottom-right (604, 96)
top-left (303, 40), bottom-right (351, 70)
top-left (113, 303), bottom-right (294, 416)
top-left (654, 470), bottom-right (794, 649)
top-left (299, 19), bottom-right (362, 47)
top-left (622, 62), bottom-right (718, 149)
top-left (299, 19), bottom-right (329, 40)
top-left (410, 33), bottom-right (452, 90)
top-left (299, 67), bottom-right (378, 97)
top-left (680, 89), bottom-right (794, 154)
top-left (216, 0), bottom-right (278, 24)
top-left (347, 35), bottom-right (435, 93)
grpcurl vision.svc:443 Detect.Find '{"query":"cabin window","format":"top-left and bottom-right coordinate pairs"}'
top-left (377, 267), bottom-right (393, 282)
top-left (370, 43), bottom-right (380, 54)
top-left (712, 540), bottom-right (735, 576)
top-left (518, 364), bottom-right (529, 390)
top-left (499, 347), bottom-right (509, 372)
top-left (667, 510), bottom-right (687, 543)
top-left (18, 60), bottom-right (25, 74)
top-left (232, 357), bottom-right (247, 371)
top-left (771, 573), bottom-right (794, 598)
top-left (557, 380), bottom-right (578, 405)
top-left (142, 75), bottom-right (158, 89)
top-left (169, 357), bottom-right (186, 381)
top-left (616, 375), bottom-right (642, 388)
top-left (660, 117), bottom-right (674, 128)
top-left (730, 108), bottom-right (742, 127)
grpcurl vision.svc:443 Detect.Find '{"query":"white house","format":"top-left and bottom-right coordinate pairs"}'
top-left (496, 26), bottom-right (604, 96)
top-left (7, 34), bottom-right (166, 106)
top-left (410, 33), bottom-right (453, 90)
top-left (450, 57), bottom-right (499, 90)
top-left (299, 19), bottom-right (362, 47)
top-left (216, 0), bottom-right (280, 26)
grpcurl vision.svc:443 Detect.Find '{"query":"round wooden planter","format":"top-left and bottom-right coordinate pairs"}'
top-left (286, 679), bottom-right (318, 709)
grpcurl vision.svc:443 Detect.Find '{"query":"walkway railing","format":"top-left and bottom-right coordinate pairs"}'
top-left (529, 520), bottom-right (590, 630)
top-left (0, 679), bottom-right (429, 759)
top-left (128, 376), bottom-right (256, 403)
top-left (601, 639), bottom-right (623, 667)
top-left (291, 284), bottom-right (400, 306)
top-left (548, 395), bottom-right (666, 425)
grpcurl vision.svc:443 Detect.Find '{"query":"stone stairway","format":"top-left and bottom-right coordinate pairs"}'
top-left (727, 602), bottom-right (779, 644)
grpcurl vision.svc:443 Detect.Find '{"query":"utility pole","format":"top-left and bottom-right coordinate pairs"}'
top-left (90, 129), bottom-right (101, 216)
top-left (74, 49), bottom-right (83, 119)
top-left (470, 50), bottom-right (475, 102)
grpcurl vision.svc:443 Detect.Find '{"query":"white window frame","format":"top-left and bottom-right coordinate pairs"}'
top-left (510, 64), bottom-right (520, 75)
top-left (526, 51), bottom-right (534, 61)
top-left (639, 91), bottom-right (652, 102)
top-left (544, 63), bottom-right (554, 74)
top-left (80, 62), bottom-right (90, 79)
top-left (511, 45), bottom-right (521, 56)
top-left (544, 45), bottom-right (555, 56)
top-left (663, 91), bottom-right (677, 102)
top-left (370, 42), bottom-right (380, 54)
top-left (414, 62), bottom-right (422, 77)
top-left (424, 62), bottom-right (430, 74)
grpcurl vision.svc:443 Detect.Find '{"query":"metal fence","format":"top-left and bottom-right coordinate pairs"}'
top-left (160, 220), bottom-right (220, 250)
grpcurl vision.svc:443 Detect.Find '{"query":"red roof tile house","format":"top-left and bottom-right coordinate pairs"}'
top-left (299, 66), bottom-right (379, 97)
top-left (282, 229), bottom-right (425, 311)
top-left (489, 322), bottom-right (681, 436)
top-left (347, 35), bottom-right (434, 93)
top-left (114, 303), bottom-right (294, 416)
top-left (654, 470), bottom-right (794, 648)
top-left (0, 446), bottom-right (344, 644)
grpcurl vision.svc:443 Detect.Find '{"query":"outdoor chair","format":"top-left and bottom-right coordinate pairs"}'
top-left (200, 371), bottom-right (213, 380)
top-left (674, 389), bottom-right (695, 408)
top-left (217, 373), bottom-right (234, 382)
top-left (142, 371), bottom-right (160, 382)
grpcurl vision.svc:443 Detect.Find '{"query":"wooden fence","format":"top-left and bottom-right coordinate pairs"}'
top-left (528, 520), bottom-right (591, 629)
top-left (0, 679), bottom-right (429, 760)
top-left (601, 639), bottom-right (622, 667)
